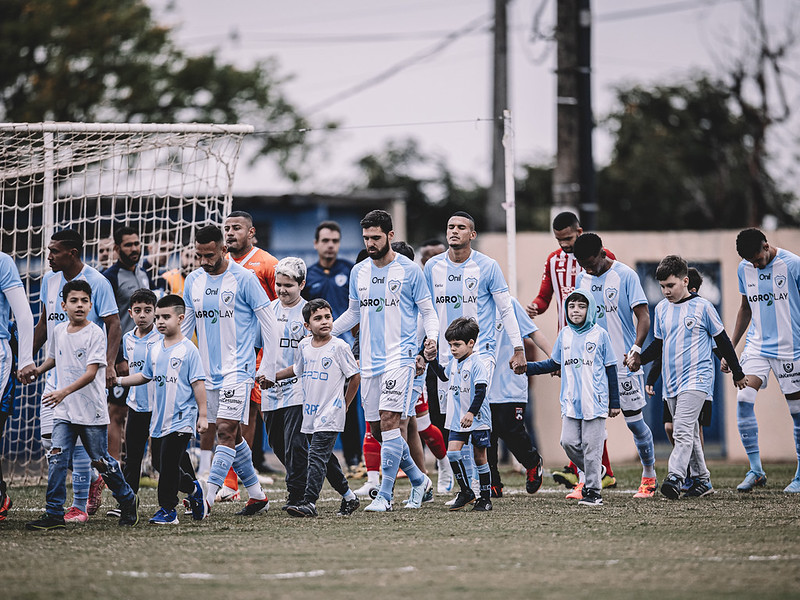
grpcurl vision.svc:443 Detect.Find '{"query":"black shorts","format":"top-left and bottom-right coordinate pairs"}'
top-left (0, 368), bottom-right (15, 416)
top-left (448, 429), bottom-right (491, 448)
top-left (663, 399), bottom-right (713, 427)
top-left (107, 384), bottom-right (129, 407)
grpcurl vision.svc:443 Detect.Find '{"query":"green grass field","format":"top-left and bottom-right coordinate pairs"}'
top-left (3, 463), bottom-right (800, 600)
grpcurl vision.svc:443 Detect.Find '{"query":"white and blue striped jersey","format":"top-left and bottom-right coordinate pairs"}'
top-left (577, 260), bottom-right (647, 373)
top-left (141, 337), bottom-right (205, 438)
top-left (653, 296), bottom-right (724, 397)
top-left (425, 250), bottom-right (521, 366)
top-left (551, 324), bottom-right (616, 420)
top-left (345, 254), bottom-right (431, 378)
top-left (264, 298), bottom-right (308, 411)
top-left (444, 353), bottom-right (490, 432)
top-left (0, 252), bottom-right (24, 341)
top-left (489, 298), bottom-right (538, 404)
top-left (122, 327), bottom-right (162, 412)
top-left (182, 261), bottom-right (270, 388)
top-left (738, 248), bottom-right (800, 360)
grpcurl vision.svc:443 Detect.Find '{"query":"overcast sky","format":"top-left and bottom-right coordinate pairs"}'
top-left (148, 0), bottom-right (800, 195)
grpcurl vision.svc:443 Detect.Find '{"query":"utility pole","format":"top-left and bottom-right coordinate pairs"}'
top-left (554, 0), bottom-right (596, 230)
top-left (487, 0), bottom-right (508, 232)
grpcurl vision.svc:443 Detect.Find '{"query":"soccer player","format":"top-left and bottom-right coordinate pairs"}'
top-left (181, 225), bottom-right (278, 517)
top-left (32, 229), bottom-right (122, 520)
top-left (487, 297), bottom-right (552, 497)
top-left (276, 298), bottom-right (361, 517)
top-left (0, 252), bottom-right (35, 522)
top-left (264, 257), bottom-right (310, 509)
top-left (573, 233), bottom-right (657, 498)
top-left (26, 280), bottom-right (138, 530)
top-left (725, 228), bottom-right (800, 493)
top-left (332, 209), bottom-right (436, 512)
top-left (526, 290), bottom-right (620, 507)
top-left (118, 294), bottom-right (208, 524)
top-left (525, 211), bottom-right (616, 488)
top-left (632, 255), bottom-right (746, 499)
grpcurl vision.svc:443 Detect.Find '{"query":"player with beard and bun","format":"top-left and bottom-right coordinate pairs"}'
top-left (332, 210), bottom-right (438, 512)
top-left (181, 225), bottom-right (278, 517)
top-left (526, 212), bottom-right (617, 490)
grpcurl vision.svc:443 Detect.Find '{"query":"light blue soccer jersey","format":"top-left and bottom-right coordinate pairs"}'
top-left (444, 353), bottom-right (490, 432)
top-left (264, 298), bottom-right (308, 411)
top-left (142, 337), bottom-right (205, 438)
top-left (577, 260), bottom-right (647, 373)
top-left (489, 298), bottom-right (538, 404)
top-left (122, 327), bottom-right (162, 412)
top-left (347, 254), bottom-right (430, 378)
top-left (425, 250), bottom-right (516, 365)
top-left (653, 296), bottom-right (724, 397)
top-left (551, 324), bottom-right (617, 420)
top-left (738, 248), bottom-right (800, 360)
top-left (0, 252), bottom-right (24, 341)
top-left (182, 261), bottom-right (270, 388)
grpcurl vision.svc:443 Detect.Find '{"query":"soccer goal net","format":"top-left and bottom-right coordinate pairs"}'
top-left (0, 122), bottom-right (253, 484)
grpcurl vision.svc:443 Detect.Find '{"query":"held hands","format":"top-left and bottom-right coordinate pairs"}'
top-left (197, 416), bottom-right (208, 435)
top-left (460, 411), bottom-right (474, 429)
top-left (734, 376), bottom-right (747, 390)
top-left (509, 348), bottom-right (526, 375)
top-left (106, 364), bottom-right (117, 389)
top-left (626, 350), bottom-right (642, 372)
top-left (256, 375), bottom-right (275, 390)
top-left (525, 303), bottom-right (539, 318)
top-left (720, 358), bottom-right (730, 373)
top-left (608, 407), bottom-right (620, 418)
top-left (17, 363), bottom-right (37, 384)
top-left (423, 338), bottom-right (437, 362)
top-left (415, 355), bottom-right (426, 377)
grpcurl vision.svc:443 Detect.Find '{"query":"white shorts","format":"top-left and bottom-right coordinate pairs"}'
top-left (741, 351), bottom-right (800, 395)
top-left (361, 364), bottom-right (416, 422)
top-left (207, 382), bottom-right (253, 425)
top-left (618, 370), bottom-right (647, 412)
top-left (40, 375), bottom-right (56, 437)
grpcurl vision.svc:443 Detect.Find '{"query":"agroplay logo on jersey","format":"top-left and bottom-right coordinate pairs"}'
top-left (194, 307), bottom-right (234, 324)
top-left (360, 296), bottom-right (400, 312)
top-left (435, 293), bottom-right (477, 309)
top-left (747, 290), bottom-right (789, 306)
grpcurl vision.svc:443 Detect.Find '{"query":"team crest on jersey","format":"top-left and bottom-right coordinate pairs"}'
top-left (385, 379), bottom-right (396, 390)
top-left (170, 357), bottom-right (182, 370)
top-left (775, 275), bottom-right (786, 288)
top-left (335, 273), bottom-right (348, 287)
top-left (388, 279), bottom-right (402, 294)
top-left (75, 348), bottom-right (86, 360)
top-left (784, 363), bottom-right (795, 374)
top-left (462, 370), bottom-right (470, 380)
top-left (221, 291), bottom-right (235, 305)
top-left (684, 317), bottom-right (696, 330)
top-left (585, 341), bottom-right (596, 353)
top-left (465, 277), bottom-right (478, 291)
top-left (321, 357), bottom-right (332, 369)
top-left (290, 321), bottom-right (303, 335)
top-left (605, 287), bottom-right (617, 301)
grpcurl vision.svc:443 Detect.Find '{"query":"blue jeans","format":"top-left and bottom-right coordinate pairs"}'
top-left (46, 420), bottom-right (135, 517)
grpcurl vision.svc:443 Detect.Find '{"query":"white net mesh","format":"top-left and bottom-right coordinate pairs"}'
top-left (0, 122), bottom-right (252, 484)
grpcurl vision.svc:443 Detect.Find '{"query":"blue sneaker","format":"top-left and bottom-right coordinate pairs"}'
top-left (187, 480), bottom-right (207, 521)
top-left (149, 507), bottom-right (178, 525)
top-left (405, 475), bottom-right (432, 509)
top-left (737, 470), bottom-right (767, 492)
top-left (783, 477), bottom-right (800, 493)
top-left (681, 477), bottom-right (694, 492)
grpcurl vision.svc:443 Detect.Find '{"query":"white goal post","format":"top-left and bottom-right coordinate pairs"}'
top-left (0, 121), bottom-right (253, 483)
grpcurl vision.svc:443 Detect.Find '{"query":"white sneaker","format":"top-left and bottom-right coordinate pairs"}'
top-left (364, 495), bottom-right (392, 512)
top-left (444, 495), bottom-right (458, 507)
top-left (405, 475), bottom-right (432, 509)
top-left (353, 481), bottom-right (379, 498)
top-left (215, 485), bottom-right (241, 503)
top-left (436, 458), bottom-right (454, 493)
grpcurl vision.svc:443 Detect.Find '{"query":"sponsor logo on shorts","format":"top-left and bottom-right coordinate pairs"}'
top-left (622, 380), bottom-right (633, 392)
top-left (515, 407), bottom-right (524, 421)
top-left (220, 388), bottom-right (244, 405)
top-left (784, 362), bottom-right (794, 374)
top-left (385, 379), bottom-right (396, 390)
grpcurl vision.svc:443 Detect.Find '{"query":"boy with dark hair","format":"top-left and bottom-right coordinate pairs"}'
top-left (631, 255), bottom-right (746, 498)
top-left (118, 294), bottom-right (208, 524)
top-left (27, 280), bottom-right (138, 530)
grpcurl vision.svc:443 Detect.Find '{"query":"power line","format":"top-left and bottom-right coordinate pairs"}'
top-left (596, 0), bottom-right (741, 23)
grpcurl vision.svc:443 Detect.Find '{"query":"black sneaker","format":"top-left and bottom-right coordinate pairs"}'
top-left (119, 495), bottom-right (139, 526)
top-left (490, 485), bottom-right (503, 498)
top-left (683, 479), bottom-right (715, 498)
top-left (286, 502), bottom-right (318, 518)
top-left (526, 456), bottom-right (544, 494)
top-left (660, 475), bottom-right (682, 500)
top-left (25, 513), bottom-right (66, 531)
top-left (336, 497), bottom-right (360, 516)
top-left (472, 497), bottom-right (493, 512)
top-left (235, 498), bottom-right (270, 516)
top-left (578, 488), bottom-right (603, 506)
top-left (281, 497), bottom-right (303, 512)
top-left (448, 490), bottom-right (476, 511)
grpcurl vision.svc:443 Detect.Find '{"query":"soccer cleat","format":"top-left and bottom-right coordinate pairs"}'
top-left (601, 474), bottom-right (617, 488)
top-left (436, 458), bottom-right (454, 493)
top-left (552, 465), bottom-right (578, 489)
top-left (187, 480), bottom-right (207, 520)
top-left (633, 477), bottom-right (657, 499)
top-left (472, 497), bottom-right (493, 512)
top-left (25, 513), bottom-right (66, 531)
top-left (660, 474), bottom-right (682, 499)
top-left (490, 485), bottom-right (503, 498)
top-left (183, 498), bottom-right (193, 515)
top-left (64, 507), bottom-right (89, 523)
top-left (286, 502), bottom-right (318, 518)
top-left (336, 497), bottom-right (361, 516)
top-left (119, 495), bottom-right (140, 526)
top-left (405, 475), bottom-right (433, 509)
top-left (235, 498), bottom-right (270, 516)
top-left (281, 497), bottom-right (304, 512)
top-left (0, 492), bottom-right (11, 522)
top-left (683, 479), bottom-right (715, 498)
top-left (86, 476), bottom-right (105, 515)
top-left (149, 507), bottom-right (179, 525)
top-left (783, 478), bottom-right (800, 493)
top-left (215, 484), bottom-right (241, 503)
top-left (578, 488), bottom-right (603, 506)
top-left (353, 481), bottom-right (379, 499)
top-left (526, 457), bottom-right (544, 494)
top-left (106, 507), bottom-right (122, 518)
top-left (448, 490), bottom-right (476, 511)
top-left (566, 482), bottom-right (585, 500)
top-left (737, 470), bottom-right (767, 492)
top-left (364, 495), bottom-right (393, 512)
